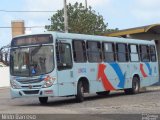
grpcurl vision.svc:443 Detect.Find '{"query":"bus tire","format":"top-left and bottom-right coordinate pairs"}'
top-left (124, 77), bottom-right (140, 94)
top-left (76, 81), bottom-right (84, 103)
top-left (39, 97), bottom-right (48, 104)
top-left (96, 91), bottom-right (110, 96)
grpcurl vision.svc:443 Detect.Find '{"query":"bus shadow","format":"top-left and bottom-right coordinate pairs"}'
top-left (44, 90), bottom-right (158, 107)
top-left (47, 92), bottom-right (126, 106)
top-left (17, 90), bottom-right (157, 107)
top-left (18, 91), bottom-right (131, 107)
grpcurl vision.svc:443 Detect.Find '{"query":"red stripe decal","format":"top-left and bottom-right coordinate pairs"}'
top-left (140, 63), bottom-right (147, 78)
top-left (97, 64), bottom-right (115, 91)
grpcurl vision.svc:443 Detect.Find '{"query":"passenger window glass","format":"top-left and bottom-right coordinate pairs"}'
top-left (140, 45), bottom-right (150, 62)
top-left (116, 43), bottom-right (128, 62)
top-left (72, 40), bottom-right (86, 62)
top-left (150, 46), bottom-right (157, 62)
top-left (103, 43), bottom-right (115, 62)
top-left (130, 45), bottom-right (137, 53)
top-left (87, 41), bottom-right (101, 62)
top-left (129, 45), bottom-right (139, 62)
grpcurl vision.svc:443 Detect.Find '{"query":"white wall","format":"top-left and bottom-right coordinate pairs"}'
top-left (0, 67), bottom-right (10, 87)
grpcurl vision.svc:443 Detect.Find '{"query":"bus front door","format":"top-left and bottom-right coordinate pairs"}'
top-left (56, 41), bottom-right (75, 96)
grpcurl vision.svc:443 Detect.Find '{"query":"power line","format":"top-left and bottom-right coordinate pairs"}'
top-left (0, 10), bottom-right (57, 13)
top-left (0, 26), bottom-right (46, 29)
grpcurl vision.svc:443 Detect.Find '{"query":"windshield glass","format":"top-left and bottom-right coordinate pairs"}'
top-left (10, 45), bottom-right (54, 77)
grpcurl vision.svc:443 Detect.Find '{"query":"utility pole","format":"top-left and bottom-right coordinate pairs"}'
top-left (85, 0), bottom-right (88, 9)
top-left (64, 0), bottom-right (68, 33)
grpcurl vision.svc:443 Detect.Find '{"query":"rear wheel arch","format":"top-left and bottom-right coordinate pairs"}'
top-left (75, 77), bottom-right (89, 102)
top-left (133, 74), bottom-right (140, 86)
top-left (77, 77), bottom-right (89, 93)
top-left (124, 74), bottom-right (140, 94)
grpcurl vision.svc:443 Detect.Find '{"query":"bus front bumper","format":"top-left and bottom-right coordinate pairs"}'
top-left (10, 87), bottom-right (57, 99)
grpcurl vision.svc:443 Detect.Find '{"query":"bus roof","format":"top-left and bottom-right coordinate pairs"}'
top-left (13, 31), bottom-right (155, 45)
top-left (55, 32), bottom-right (155, 45)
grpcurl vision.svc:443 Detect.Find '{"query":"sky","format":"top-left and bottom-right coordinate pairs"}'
top-left (0, 0), bottom-right (160, 47)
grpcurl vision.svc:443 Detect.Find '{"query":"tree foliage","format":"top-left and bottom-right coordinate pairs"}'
top-left (46, 2), bottom-right (116, 35)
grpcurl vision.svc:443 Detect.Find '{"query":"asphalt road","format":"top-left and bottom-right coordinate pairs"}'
top-left (0, 87), bottom-right (160, 120)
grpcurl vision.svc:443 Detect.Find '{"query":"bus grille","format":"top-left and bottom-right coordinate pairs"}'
top-left (17, 79), bottom-right (43, 84)
top-left (23, 90), bottom-right (39, 95)
top-left (21, 85), bottom-right (42, 89)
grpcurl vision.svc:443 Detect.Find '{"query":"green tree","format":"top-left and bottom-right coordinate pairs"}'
top-left (46, 2), bottom-right (114, 35)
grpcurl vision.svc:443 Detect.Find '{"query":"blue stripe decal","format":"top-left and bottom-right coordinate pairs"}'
top-left (110, 63), bottom-right (125, 88)
top-left (145, 62), bottom-right (152, 75)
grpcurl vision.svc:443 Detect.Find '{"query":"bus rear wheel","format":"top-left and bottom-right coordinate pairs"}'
top-left (39, 97), bottom-right (48, 104)
top-left (76, 81), bottom-right (84, 103)
top-left (124, 77), bottom-right (140, 94)
top-left (96, 91), bottom-right (110, 96)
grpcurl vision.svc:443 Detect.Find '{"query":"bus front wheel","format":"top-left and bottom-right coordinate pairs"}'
top-left (39, 97), bottom-right (48, 104)
top-left (76, 81), bottom-right (84, 102)
top-left (124, 77), bottom-right (140, 94)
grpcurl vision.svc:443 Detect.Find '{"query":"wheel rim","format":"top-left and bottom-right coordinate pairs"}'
top-left (81, 86), bottom-right (84, 96)
top-left (133, 81), bottom-right (138, 91)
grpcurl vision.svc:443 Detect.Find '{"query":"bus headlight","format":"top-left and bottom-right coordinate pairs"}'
top-left (42, 80), bottom-right (53, 88)
top-left (10, 80), bottom-right (21, 89)
top-left (42, 76), bottom-right (54, 88)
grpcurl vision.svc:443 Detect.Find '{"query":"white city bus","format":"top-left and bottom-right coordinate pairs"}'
top-left (10, 32), bottom-right (159, 104)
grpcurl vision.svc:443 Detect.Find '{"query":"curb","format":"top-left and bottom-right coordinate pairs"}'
top-left (140, 86), bottom-right (160, 92)
top-left (146, 86), bottom-right (160, 91)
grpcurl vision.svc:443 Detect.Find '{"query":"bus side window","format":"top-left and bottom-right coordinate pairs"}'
top-left (102, 42), bottom-right (115, 62)
top-left (116, 43), bottom-right (129, 62)
top-left (72, 40), bottom-right (87, 63)
top-left (140, 45), bottom-right (150, 62)
top-left (129, 44), bottom-right (139, 62)
top-left (150, 45), bottom-right (157, 62)
top-left (87, 41), bottom-right (102, 62)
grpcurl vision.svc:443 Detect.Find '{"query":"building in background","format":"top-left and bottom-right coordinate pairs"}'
top-left (11, 20), bottom-right (25, 38)
top-left (0, 20), bottom-right (25, 66)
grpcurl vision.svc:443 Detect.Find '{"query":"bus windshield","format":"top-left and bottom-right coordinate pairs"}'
top-left (10, 45), bottom-right (54, 77)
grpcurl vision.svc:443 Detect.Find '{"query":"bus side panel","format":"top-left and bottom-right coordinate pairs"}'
top-left (73, 63), bottom-right (88, 92)
top-left (149, 62), bottom-right (159, 85)
top-left (104, 63), bottom-right (123, 90)
top-left (129, 62), bottom-right (141, 88)
top-left (72, 63), bottom-right (105, 94)
top-left (88, 62), bottom-right (130, 92)
top-left (140, 62), bottom-right (159, 87)
top-left (86, 63), bottom-right (104, 93)
top-left (84, 62), bottom-right (132, 93)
